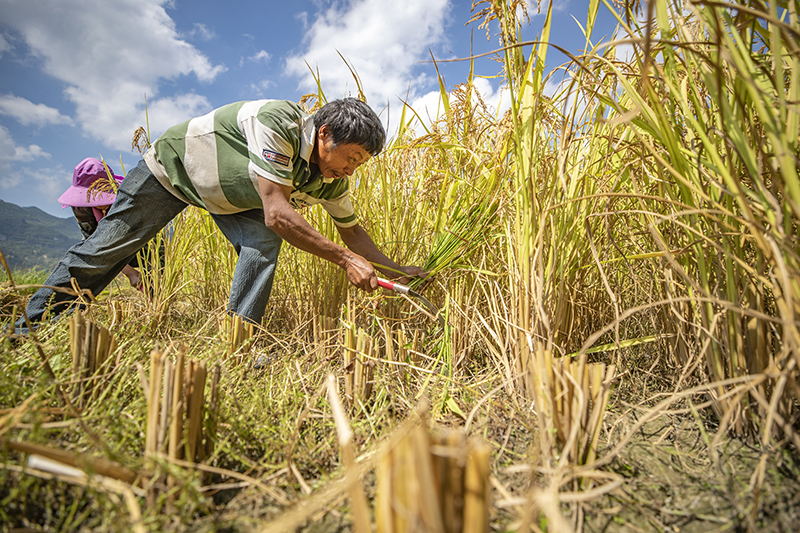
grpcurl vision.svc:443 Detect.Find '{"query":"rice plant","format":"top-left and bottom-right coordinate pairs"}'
top-left (1, 0), bottom-right (799, 531)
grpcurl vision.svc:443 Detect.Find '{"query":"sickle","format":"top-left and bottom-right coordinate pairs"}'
top-left (377, 278), bottom-right (445, 329)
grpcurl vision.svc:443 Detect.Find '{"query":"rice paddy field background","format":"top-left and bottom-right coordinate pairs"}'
top-left (1, 0), bottom-right (799, 531)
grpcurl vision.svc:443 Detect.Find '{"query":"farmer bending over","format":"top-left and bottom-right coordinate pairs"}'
top-left (15, 98), bottom-right (424, 334)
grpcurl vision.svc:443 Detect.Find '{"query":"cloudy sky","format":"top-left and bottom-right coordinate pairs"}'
top-left (0, 0), bottom-right (620, 217)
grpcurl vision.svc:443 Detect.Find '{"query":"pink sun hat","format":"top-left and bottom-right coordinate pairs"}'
top-left (58, 158), bottom-right (125, 209)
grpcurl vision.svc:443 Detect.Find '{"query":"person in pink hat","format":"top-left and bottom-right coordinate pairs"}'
top-left (58, 158), bottom-right (144, 291)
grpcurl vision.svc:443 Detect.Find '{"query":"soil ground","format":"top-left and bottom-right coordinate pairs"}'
top-left (181, 403), bottom-right (800, 532)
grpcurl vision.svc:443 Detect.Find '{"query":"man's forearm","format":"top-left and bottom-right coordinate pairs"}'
top-left (266, 205), bottom-right (355, 267)
top-left (259, 177), bottom-right (351, 267)
top-left (338, 224), bottom-right (403, 276)
top-left (258, 177), bottom-right (377, 290)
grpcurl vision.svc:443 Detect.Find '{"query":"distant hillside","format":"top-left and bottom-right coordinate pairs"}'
top-left (0, 199), bottom-right (82, 271)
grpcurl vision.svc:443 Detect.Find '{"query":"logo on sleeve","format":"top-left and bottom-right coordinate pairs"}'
top-left (263, 149), bottom-right (291, 167)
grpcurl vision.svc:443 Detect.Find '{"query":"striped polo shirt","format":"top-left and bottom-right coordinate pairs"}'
top-left (143, 99), bottom-right (357, 227)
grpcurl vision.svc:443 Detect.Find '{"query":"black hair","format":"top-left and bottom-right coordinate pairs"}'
top-left (313, 98), bottom-right (385, 156)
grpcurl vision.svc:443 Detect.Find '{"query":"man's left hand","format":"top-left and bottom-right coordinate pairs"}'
top-left (392, 265), bottom-right (429, 287)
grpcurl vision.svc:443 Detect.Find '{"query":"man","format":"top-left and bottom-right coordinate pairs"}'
top-left (15, 98), bottom-right (424, 333)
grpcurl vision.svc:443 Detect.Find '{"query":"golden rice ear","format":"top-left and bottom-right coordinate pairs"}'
top-left (82, 155), bottom-right (121, 204)
top-left (131, 93), bottom-right (152, 155)
top-left (299, 93), bottom-right (321, 113)
top-left (131, 126), bottom-right (150, 155)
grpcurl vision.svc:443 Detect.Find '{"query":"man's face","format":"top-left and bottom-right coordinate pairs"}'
top-left (313, 124), bottom-right (372, 180)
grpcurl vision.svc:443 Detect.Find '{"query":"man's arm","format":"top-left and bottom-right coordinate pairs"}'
top-left (336, 223), bottom-right (426, 284)
top-left (258, 177), bottom-right (379, 291)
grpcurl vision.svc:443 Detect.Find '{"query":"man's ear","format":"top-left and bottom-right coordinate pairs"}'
top-left (318, 124), bottom-right (329, 140)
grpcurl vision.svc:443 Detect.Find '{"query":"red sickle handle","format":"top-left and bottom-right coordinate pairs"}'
top-left (377, 277), bottom-right (446, 329)
top-left (377, 277), bottom-right (410, 295)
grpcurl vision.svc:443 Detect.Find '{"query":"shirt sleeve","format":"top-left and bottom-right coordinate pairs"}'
top-left (319, 192), bottom-right (358, 228)
top-left (239, 102), bottom-right (302, 188)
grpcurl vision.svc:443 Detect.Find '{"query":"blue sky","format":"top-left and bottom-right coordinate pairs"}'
top-left (0, 0), bottom-right (620, 217)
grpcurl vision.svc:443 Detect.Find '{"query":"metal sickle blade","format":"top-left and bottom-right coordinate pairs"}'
top-left (377, 278), bottom-right (445, 329)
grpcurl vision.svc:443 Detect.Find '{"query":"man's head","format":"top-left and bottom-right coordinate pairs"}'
top-left (311, 98), bottom-right (386, 180)
top-left (314, 98), bottom-right (385, 156)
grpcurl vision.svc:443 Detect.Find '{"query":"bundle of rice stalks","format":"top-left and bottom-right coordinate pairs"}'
top-left (530, 344), bottom-right (615, 467)
top-left (69, 311), bottom-right (118, 409)
top-left (222, 312), bottom-right (255, 362)
top-left (420, 198), bottom-right (499, 285)
top-left (342, 322), bottom-right (375, 404)
top-left (313, 314), bottom-right (338, 359)
top-left (381, 320), bottom-right (417, 380)
top-left (144, 345), bottom-right (220, 499)
top-left (375, 415), bottom-right (490, 533)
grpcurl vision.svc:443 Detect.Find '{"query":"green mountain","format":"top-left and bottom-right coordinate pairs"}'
top-left (0, 199), bottom-right (82, 271)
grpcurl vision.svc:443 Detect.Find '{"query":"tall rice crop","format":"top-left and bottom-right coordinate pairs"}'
top-left (589, 0), bottom-right (800, 439)
top-left (458, 0), bottom-right (799, 452)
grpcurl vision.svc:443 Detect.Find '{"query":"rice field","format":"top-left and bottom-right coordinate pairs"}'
top-left (1, 0), bottom-right (799, 531)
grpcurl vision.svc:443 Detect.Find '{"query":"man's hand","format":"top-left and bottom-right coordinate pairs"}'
top-left (393, 265), bottom-right (428, 287)
top-left (121, 265), bottom-right (143, 292)
top-left (336, 224), bottom-right (429, 289)
top-left (344, 252), bottom-right (379, 291)
top-left (257, 178), bottom-right (422, 294)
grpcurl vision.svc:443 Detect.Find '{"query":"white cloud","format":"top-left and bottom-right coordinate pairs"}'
top-left (285, 0), bottom-right (450, 108)
top-left (0, 164), bottom-right (71, 210)
top-left (249, 50), bottom-right (272, 64)
top-left (0, 125), bottom-right (51, 193)
top-left (0, 125), bottom-right (50, 172)
top-left (188, 23), bottom-right (215, 41)
top-left (17, 163), bottom-right (69, 200)
top-left (34, 164), bottom-right (71, 199)
top-left (0, 172), bottom-right (22, 189)
top-left (0, 34), bottom-right (11, 56)
top-left (248, 79), bottom-right (276, 98)
top-left (0, 94), bottom-right (73, 126)
top-left (0, 125), bottom-right (69, 205)
top-left (0, 0), bottom-right (225, 150)
top-left (144, 93), bottom-right (213, 135)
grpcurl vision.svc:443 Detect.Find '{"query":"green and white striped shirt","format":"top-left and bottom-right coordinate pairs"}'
top-left (144, 99), bottom-right (357, 227)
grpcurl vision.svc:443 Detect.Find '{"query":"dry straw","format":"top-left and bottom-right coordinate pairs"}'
top-left (144, 345), bottom-right (220, 502)
top-left (326, 374), bottom-right (371, 533)
top-left (223, 312), bottom-right (256, 362)
top-left (375, 408), bottom-right (490, 533)
top-left (69, 310), bottom-right (118, 409)
top-left (342, 321), bottom-right (375, 404)
top-left (530, 344), bottom-right (616, 468)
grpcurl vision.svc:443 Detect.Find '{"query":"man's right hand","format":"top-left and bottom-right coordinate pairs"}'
top-left (343, 252), bottom-right (378, 292)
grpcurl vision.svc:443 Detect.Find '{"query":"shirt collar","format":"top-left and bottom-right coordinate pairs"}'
top-left (299, 114), bottom-right (334, 184)
top-left (299, 114), bottom-right (315, 162)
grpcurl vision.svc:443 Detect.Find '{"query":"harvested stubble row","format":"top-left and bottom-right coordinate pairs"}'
top-left (223, 312), bottom-right (255, 362)
top-left (343, 322), bottom-right (376, 403)
top-left (531, 345), bottom-right (616, 466)
top-left (376, 420), bottom-right (490, 533)
top-left (69, 311), bottom-right (117, 409)
top-left (145, 345), bottom-right (220, 502)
